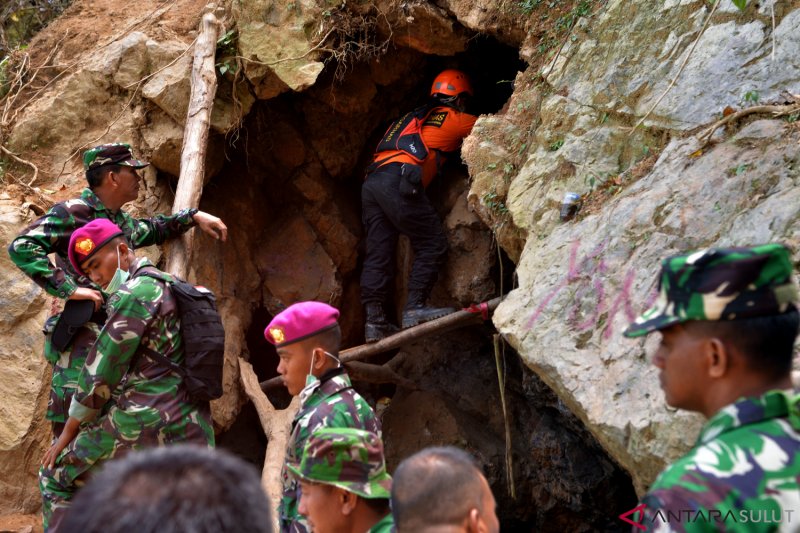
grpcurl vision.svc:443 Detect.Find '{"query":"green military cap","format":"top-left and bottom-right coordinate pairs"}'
top-left (288, 428), bottom-right (392, 499)
top-left (624, 243), bottom-right (799, 338)
top-left (83, 143), bottom-right (149, 171)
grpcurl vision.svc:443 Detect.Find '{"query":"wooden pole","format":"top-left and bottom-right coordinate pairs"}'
top-left (239, 357), bottom-right (298, 532)
top-left (165, 10), bottom-right (221, 278)
top-left (259, 297), bottom-right (503, 392)
top-left (342, 297), bottom-right (502, 363)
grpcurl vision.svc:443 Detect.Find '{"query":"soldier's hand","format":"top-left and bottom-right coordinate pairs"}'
top-left (69, 287), bottom-right (103, 311)
top-left (193, 211), bottom-right (228, 242)
top-left (42, 442), bottom-right (61, 470)
top-left (42, 416), bottom-right (80, 469)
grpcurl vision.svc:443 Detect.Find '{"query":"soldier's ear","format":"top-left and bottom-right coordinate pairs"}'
top-left (311, 347), bottom-right (326, 369)
top-left (339, 489), bottom-right (356, 515)
top-left (105, 168), bottom-right (119, 188)
top-left (705, 337), bottom-right (729, 379)
top-left (118, 242), bottom-right (132, 268)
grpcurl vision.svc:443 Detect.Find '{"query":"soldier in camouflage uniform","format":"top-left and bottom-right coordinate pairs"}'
top-left (39, 219), bottom-right (215, 532)
top-left (7, 143), bottom-right (226, 437)
top-left (288, 427), bottom-right (394, 533)
top-left (264, 301), bottom-right (381, 533)
top-left (624, 243), bottom-right (800, 532)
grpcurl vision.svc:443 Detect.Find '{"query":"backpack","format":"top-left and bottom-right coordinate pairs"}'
top-left (139, 270), bottom-right (225, 403)
top-left (372, 102), bottom-right (435, 164)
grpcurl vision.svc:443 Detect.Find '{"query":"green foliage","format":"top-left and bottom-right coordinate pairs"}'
top-left (727, 163), bottom-right (750, 176)
top-left (537, 36), bottom-right (558, 54)
top-left (555, 0), bottom-right (592, 32)
top-left (519, 0), bottom-right (543, 15)
top-left (549, 139), bottom-right (564, 151)
top-left (215, 29), bottom-right (239, 77)
top-left (783, 112), bottom-right (799, 123)
top-left (1, 0), bottom-right (71, 58)
top-left (585, 173), bottom-right (598, 191)
top-left (482, 190), bottom-right (510, 218)
top-left (0, 55), bottom-right (9, 100)
top-left (742, 89), bottom-right (759, 105)
top-left (732, 0), bottom-right (747, 11)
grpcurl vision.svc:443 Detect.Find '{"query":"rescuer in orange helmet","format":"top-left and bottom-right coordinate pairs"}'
top-left (360, 69), bottom-right (478, 342)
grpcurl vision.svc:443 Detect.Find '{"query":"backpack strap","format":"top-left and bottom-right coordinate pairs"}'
top-left (367, 102), bottom-right (438, 176)
top-left (133, 268), bottom-right (185, 376)
top-left (140, 344), bottom-right (186, 377)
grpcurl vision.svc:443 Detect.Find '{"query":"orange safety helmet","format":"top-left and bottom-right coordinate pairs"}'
top-left (430, 69), bottom-right (473, 97)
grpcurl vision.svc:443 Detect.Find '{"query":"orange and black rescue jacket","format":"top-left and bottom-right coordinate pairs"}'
top-left (371, 106), bottom-right (477, 188)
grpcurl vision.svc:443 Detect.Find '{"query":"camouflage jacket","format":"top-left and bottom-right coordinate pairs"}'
top-left (7, 188), bottom-right (196, 299)
top-left (368, 513), bottom-right (395, 533)
top-left (637, 390), bottom-right (800, 532)
top-left (67, 258), bottom-right (214, 445)
top-left (279, 368), bottom-right (381, 533)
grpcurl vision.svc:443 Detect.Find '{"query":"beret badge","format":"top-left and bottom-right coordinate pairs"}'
top-left (75, 238), bottom-right (95, 256)
top-left (270, 327), bottom-right (285, 344)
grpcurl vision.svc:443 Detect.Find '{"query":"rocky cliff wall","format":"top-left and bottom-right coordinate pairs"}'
top-left (463, 0), bottom-right (800, 494)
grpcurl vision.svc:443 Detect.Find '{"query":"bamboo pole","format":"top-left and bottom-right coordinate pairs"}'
top-left (165, 10), bottom-right (220, 278)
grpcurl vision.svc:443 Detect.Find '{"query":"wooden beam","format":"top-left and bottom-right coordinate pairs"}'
top-left (341, 297), bottom-right (502, 363)
top-left (165, 10), bottom-right (221, 278)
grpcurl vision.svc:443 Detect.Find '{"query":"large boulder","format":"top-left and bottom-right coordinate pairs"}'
top-left (469, 1), bottom-right (800, 494)
top-left (0, 197), bottom-right (52, 514)
top-left (234, 0), bottom-right (325, 99)
top-left (493, 119), bottom-right (799, 494)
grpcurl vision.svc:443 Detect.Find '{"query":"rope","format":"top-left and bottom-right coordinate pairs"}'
top-left (463, 301), bottom-right (490, 321)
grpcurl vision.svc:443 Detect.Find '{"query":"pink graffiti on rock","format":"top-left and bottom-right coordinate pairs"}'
top-left (525, 240), bottom-right (656, 339)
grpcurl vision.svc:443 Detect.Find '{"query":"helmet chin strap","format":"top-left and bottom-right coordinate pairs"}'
top-left (435, 94), bottom-right (467, 112)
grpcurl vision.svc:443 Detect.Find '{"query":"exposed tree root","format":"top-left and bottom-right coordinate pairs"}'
top-left (696, 103), bottom-right (800, 146)
top-left (239, 356), bottom-right (298, 533)
top-left (0, 144), bottom-right (38, 185)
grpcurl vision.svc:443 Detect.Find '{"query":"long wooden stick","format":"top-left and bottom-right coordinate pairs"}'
top-left (260, 297), bottom-right (503, 392)
top-left (239, 357), bottom-right (298, 532)
top-left (342, 297), bottom-right (502, 363)
top-left (165, 11), bottom-right (220, 278)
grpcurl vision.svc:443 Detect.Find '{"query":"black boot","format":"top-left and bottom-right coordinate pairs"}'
top-left (364, 302), bottom-right (399, 343)
top-left (401, 290), bottom-right (456, 329)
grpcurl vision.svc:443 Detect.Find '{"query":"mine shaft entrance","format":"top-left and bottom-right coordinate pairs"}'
top-left (209, 32), bottom-right (636, 532)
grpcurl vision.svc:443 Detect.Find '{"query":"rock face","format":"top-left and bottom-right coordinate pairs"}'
top-left (0, 197), bottom-right (52, 514)
top-left (464, 1), bottom-right (800, 494)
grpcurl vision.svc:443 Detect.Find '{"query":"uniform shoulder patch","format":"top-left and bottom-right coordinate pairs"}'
top-left (423, 111), bottom-right (447, 128)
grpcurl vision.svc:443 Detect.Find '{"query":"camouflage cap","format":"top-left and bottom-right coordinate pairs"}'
top-left (624, 243), bottom-right (798, 338)
top-left (287, 428), bottom-right (392, 500)
top-left (83, 143), bottom-right (149, 172)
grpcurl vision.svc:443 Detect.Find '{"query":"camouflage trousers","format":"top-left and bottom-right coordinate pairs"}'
top-left (39, 401), bottom-right (215, 531)
top-left (43, 318), bottom-right (101, 437)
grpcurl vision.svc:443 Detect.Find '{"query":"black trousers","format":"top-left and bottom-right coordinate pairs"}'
top-left (360, 164), bottom-right (448, 305)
